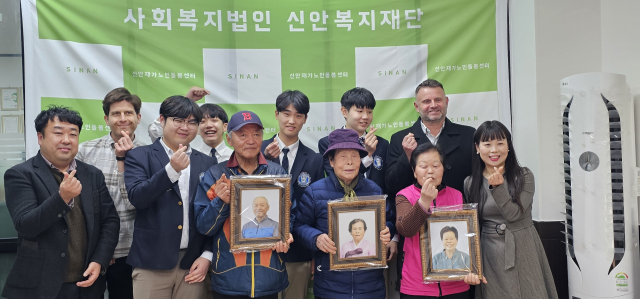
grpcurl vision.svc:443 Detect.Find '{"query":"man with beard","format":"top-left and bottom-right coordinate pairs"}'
top-left (387, 79), bottom-right (475, 200)
top-left (76, 88), bottom-right (144, 299)
top-left (385, 79), bottom-right (475, 293)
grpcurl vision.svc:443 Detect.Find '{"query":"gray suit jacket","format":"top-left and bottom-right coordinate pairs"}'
top-left (2, 152), bottom-right (119, 299)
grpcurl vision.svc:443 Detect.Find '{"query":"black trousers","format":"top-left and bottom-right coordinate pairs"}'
top-left (400, 290), bottom-right (470, 299)
top-left (105, 256), bottom-right (133, 299)
top-left (212, 290), bottom-right (278, 299)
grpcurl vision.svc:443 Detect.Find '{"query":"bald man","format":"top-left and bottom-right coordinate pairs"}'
top-left (241, 197), bottom-right (280, 238)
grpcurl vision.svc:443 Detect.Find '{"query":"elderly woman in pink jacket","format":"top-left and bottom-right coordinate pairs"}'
top-left (395, 143), bottom-right (484, 299)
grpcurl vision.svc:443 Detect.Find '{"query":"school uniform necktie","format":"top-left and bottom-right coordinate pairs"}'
top-left (281, 148), bottom-right (290, 174)
top-left (210, 148), bottom-right (218, 164)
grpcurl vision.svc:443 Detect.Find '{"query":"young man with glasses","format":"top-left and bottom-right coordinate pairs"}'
top-left (149, 87), bottom-right (233, 163)
top-left (124, 96), bottom-right (216, 299)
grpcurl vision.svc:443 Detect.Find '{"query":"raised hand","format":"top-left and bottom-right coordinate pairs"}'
top-left (418, 177), bottom-right (438, 208)
top-left (264, 139), bottom-right (281, 160)
top-left (185, 86), bottom-right (210, 101)
top-left (170, 144), bottom-right (190, 173)
top-left (364, 128), bottom-right (379, 157)
top-left (213, 174), bottom-right (231, 203)
top-left (402, 133), bottom-right (417, 160)
top-left (487, 166), bottom-right (505, 187)
top-left (114, 131), bottom-right (134, 157)
top-left (60, 170), bottom-right (82, 203)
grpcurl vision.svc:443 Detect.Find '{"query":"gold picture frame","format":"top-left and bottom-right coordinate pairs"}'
top-left (420, 209), bottom-right (482, 281)
top-left (328, 197), bottom-right (387, 270)
top-left (229, 176), bottom-right (291, 252)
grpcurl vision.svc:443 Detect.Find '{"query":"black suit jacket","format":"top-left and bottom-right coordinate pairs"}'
top-left (261, 135), bottom-right (324, 262)
top-left (2, 153), bottom-right (119, 299)
top-left (124, 140), bottom-right (215, 270)
top-left (386, 117), bottom-right (476, 199)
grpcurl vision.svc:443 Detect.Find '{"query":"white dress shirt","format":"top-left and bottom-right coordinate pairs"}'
top-left (197, 141), bottom-right (233, 162)
top-left (275, 134), bottom-right (299, 173)
top-left (421, 120), bottom-right (445, 145)
top-left (159, 138), bottom-right (213, 261)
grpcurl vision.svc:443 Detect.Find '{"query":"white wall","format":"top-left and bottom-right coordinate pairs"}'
top-left (511, 0), bottom-right (608, 221)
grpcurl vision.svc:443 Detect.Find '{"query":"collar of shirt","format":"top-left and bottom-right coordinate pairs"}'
top-left (197, 141), bottom-right (231, 158)
top-left (159, 138), bottom-right (192, 157)
top-left (420, 120), bottom-right (445, 142)
top-left (226, 151), bottom-right (268, 169)
top-left (275, 133), bottom-right (299, 159)
top-left (41, 153), bottom-right (77, 173)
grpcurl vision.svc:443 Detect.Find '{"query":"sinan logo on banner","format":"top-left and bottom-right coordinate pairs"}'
top-left (228, 73), bottom-right (259, 79)
top-left (378, 69), bottom-right (407, 76)
top-left (66, 67), bottom-right (98, 74)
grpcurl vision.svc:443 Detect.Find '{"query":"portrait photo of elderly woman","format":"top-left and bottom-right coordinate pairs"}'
top-left (339, 213), bottom-right (377, 259)
top-left (431, 224), bottom-right (471, 270)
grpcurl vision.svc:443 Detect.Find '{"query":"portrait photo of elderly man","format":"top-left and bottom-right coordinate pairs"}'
top-left (241, 196), bottom-right (280, 239)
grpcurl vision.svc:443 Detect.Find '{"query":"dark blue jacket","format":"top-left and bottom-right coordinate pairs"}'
top-left (293, 172), bottom-right (386, 299)
top-left (194, 152), bottom-right (289, 298)
top-left (261, 135), bottom-right (325, 263)
top-left (318, 134), bottom-right (396, 238)
top-left (124, 140), bottom-right (215, 270)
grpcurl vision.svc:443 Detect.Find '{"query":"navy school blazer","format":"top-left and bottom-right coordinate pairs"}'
top-left (124, 139), bottom-right (215, 270)
top-left (261, 135), bottom-right (325, 262)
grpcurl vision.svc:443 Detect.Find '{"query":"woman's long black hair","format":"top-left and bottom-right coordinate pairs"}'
top-left (468, 121), bottom-right (525, 222)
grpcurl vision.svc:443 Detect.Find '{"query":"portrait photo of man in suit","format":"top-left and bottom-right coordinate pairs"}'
top-left (2, 106), bottom-right (120, 299)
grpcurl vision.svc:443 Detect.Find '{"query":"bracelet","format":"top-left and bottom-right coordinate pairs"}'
top-left (115, 156), bottom-right (126, 161)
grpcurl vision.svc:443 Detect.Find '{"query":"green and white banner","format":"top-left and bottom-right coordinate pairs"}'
top-left (22, 0), bottom-right (509, 157)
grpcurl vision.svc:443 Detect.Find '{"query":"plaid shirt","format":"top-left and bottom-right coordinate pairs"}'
top-left (77, 134), bottom-right (146, 258)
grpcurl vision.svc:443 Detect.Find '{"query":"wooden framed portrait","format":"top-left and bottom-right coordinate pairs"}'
top-left (328, 197), bottom-right (387, 270)
top-left (420, 209), bottom-right (482, 281)
top-left (229, 176), bottom-right (291, 252)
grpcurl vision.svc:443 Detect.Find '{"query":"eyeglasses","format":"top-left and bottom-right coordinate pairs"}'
top-left (170, 117), bottom-right (199, 129)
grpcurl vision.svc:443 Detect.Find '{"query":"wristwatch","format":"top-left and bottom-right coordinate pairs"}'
top-left (115, 156), bottom-right (126, 161)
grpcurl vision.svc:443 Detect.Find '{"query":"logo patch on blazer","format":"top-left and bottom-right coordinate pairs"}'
top-left (373, 155), bottom-right (383, 170)
top-left (297, 172), bottom-right (311, 187)
top-left (199, 172), bottom-right (205, 182)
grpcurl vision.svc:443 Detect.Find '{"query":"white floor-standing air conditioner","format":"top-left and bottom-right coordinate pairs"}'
top-left (561, 73), bottom-right (639, 299)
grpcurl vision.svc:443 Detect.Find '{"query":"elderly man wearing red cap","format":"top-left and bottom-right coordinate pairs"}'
top-left (193, 110), bottom-right (293, 299)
